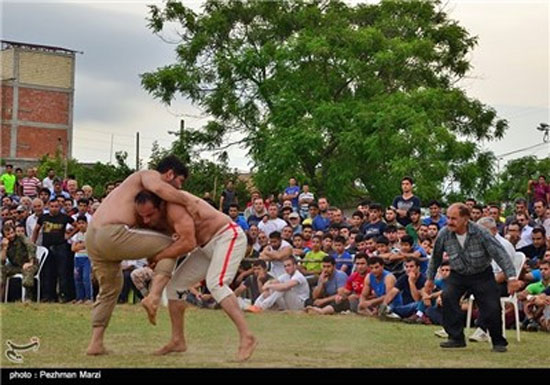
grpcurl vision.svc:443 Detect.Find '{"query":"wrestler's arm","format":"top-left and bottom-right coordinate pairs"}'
top-left (152, 205), bottom-right (197, 262)
top-left (139, 170), bottom-right (198, 214)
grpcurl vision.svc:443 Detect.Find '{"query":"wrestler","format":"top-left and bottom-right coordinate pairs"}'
top-left (85, 155), bottom-right (199, 355)
top-left (135, 191), bottom-right (257, 361)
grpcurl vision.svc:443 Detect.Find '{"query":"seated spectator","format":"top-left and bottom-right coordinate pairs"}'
top-left (363, 203), bottom-right (387, 238)
top-left (411, 261), bottom-right (452, 326)
top-left (228, 203), bottom-right (249, 231)
top-left (518, 260), bottom-right (550, 331)
top-left (305, 256), bottom-right (348, 313)
top-left (470, 204), bottom-right (484, 223)
top-left (281, 206), bottom-right (293, 223)
top-left (364, 234), bottom-right (378, 258)
top-left (247, 198), bottom-right (268, 227)
top-left (288, 212), bottom-right (303, 235)
top-left (248, 256), bottom-right (310, 312)
top-left (427, 223), bottom-right (440, 242)
top-left (333, 235), bottom-right (353, 275)
top-left (533, 199), bottom-right (550, 236)
top-left (518, 227), bottom-right (547, 267)
top-left (405, 207), bottom-right (422, 244)
top-left (298, 235), bottom-right (328, 277)
top-left (379, 258), bottom-right (426, 321)
top-left (292, 233), bottom-right (309, 259)
top-left (255, 231), bottom-right (269, 252)
top-left (384, 206), bottom-right (399, 227)
top-left (420, 238), bottom-right (433, 257)
top-left (259, 231), bottom-right (293, 278)
top-left (321, 234), bottom-right (334, 255)
top-left (0, 224), bottom-right (38, 301)
top-left (306, 253), bottom-right (370, 315)
top-left (358, 256), bottom-right (398, 316)
top-left (505, 220), bottom-right (521, 249)
top-left (349, 210), bottom-right (365, 233)
top-left (516, 212), bottom-right (534, 249)
top-left (423, 200), bottom-right (448, 228)
top-left (258, 203), bottom-right (287, 237)
top-left (15, 223), bottom-right (27, 239)
top-left (383, 225), bottom-right (400, 250)
top-left (130, 264), bottom-right (154, 299)
top-left (232, 234), bottom-right (260, 288)
top-left (489, 204), bottom-right (506, 236)
top-left (328, 223), bottom-right (340, 240)
top-left (399, 235), bottom-right (429, 274)
top-left (187, 280), bottom-right (217, 309)
top-left (281, 225), bottom-right (295, 246)
top-left (417, 224), bottom-right (429, 241)
top-left (301, 224), bottom-right (314, 249)
top-left (376, 235), bottom-right (404, 278)
top-left (234, 260), bottom-right (275, 310)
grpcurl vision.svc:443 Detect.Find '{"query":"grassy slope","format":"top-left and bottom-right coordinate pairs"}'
top-left (1, 303), bottom-right (549, 368)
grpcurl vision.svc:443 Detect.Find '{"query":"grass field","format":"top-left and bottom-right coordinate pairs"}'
top-left (1, 303), bottom-right (549, 368)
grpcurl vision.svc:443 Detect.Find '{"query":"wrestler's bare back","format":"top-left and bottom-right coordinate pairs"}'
top-left (165, 195), bottom-right (231, 246)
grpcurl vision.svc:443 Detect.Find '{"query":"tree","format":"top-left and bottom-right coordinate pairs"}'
top-left (483, 156), bottom-right (550, 207)
top-left (142, 0), bottom-right (507, 205)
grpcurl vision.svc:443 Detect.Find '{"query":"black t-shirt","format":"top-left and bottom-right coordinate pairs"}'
top-left (221, 189), bottom-right (236, 210)
top-left (38, 213), bottom-right (74, 247)
top-left (243, 273), bottom-right (275, 302)
top-left (392, 195), bottom-right (421, 226)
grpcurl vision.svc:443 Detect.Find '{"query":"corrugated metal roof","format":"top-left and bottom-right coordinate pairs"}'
top-left (1, 40), bottom-right (82, 55)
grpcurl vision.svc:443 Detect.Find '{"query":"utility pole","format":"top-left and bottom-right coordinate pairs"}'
top-left (109, 133), bottom-right (114, 164)
top-left (136, 131), bottom-right (140, 170)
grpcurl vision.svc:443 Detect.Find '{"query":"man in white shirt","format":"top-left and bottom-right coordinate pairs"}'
top-left (248, 256), bottom-right (310, 312)
top-left (258, 203), bottom-right (287, 237)
top-left (26, 198), bottom-right (46, 245)
top-left (42, 169), bottom-right (56, 194)
top-left (515, 213), bottom-right (533, 249)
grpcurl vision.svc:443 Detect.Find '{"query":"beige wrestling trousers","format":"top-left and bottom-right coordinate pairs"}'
top-left (86, 224), bottom-right (175, 328)
top-left (166, 222), bottom-right (246, 304)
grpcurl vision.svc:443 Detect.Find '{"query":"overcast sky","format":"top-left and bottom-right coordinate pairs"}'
top-left (1, 0), bottom-right (548, 172)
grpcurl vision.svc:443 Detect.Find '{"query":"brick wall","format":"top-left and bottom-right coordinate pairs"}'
top-left (18, 87), bottom-right (69, 125)
top-left (16, 126), bottom-right (67, 158)
top-left (1, 85), bottom-right (13, 120)
top-left (19, 51), bottom-right (73, 89)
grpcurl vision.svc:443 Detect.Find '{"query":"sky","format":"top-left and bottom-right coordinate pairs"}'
top-left (1, 0), bottom-right (548, 172)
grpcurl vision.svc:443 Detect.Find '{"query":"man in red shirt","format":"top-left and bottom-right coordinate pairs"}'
top-left (305, 253), bottom-right (369, 315)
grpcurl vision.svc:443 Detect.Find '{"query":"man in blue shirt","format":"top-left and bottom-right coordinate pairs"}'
top-left (283, 177), bottom-right (300, 210)
top-left (422, 200), bottom-right (448, 228)
top-left (228, 204), bottom-right (249, 231)
top-left (379, 258), bottom-right (426, 320)
top-left (363, 203), bottom-right (387, 237)
top-left (306, 256), bottom-right (348, 312)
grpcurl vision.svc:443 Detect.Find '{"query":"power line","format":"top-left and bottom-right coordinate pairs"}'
top-left (496, 142), bottom-right (547, 158)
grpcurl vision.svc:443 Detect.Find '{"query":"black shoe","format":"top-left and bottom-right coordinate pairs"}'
top-left (492, 345), bottom-right (507, 353)
top-left (440, 339), bottom-right (466, 348)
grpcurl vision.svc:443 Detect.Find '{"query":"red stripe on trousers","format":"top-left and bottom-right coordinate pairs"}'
top-left (219, 223), bottom-right (239, 287)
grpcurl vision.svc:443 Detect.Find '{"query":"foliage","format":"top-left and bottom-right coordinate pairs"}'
top-left (141, 0), bottom-right (507, 206)
top-left (36, 150), bottom-right (134, 197)
top-left (483, 155), bottom-right (550, 205)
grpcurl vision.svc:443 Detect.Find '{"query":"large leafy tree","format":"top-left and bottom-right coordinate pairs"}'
top-left (142, 0), bottom-right (507, 205)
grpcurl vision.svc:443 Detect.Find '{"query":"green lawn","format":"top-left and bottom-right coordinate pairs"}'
top-left (1, 303), bottom-right (549, 368)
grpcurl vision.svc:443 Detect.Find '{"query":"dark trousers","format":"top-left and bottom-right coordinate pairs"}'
top-left (41, 244), bottom-right (71, 302)
top-left (442, 268), bottom-right (507, 347)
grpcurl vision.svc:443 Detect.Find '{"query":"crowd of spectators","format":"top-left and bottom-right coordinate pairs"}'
top-left (1, 164), bottom-right (549, 337)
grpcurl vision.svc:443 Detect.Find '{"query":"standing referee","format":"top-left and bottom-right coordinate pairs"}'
top-left (424, 203), bottom-right (522, 352)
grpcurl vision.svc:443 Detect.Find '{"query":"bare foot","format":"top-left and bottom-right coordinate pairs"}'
top-left (237, 335), bottom-right (257, 361)
top-left (86, 344), bottom-right (108, 356)
top-left (141, 296), bottom-right (158, 326)
top-left (153, 340), bottom-right (187, 356)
